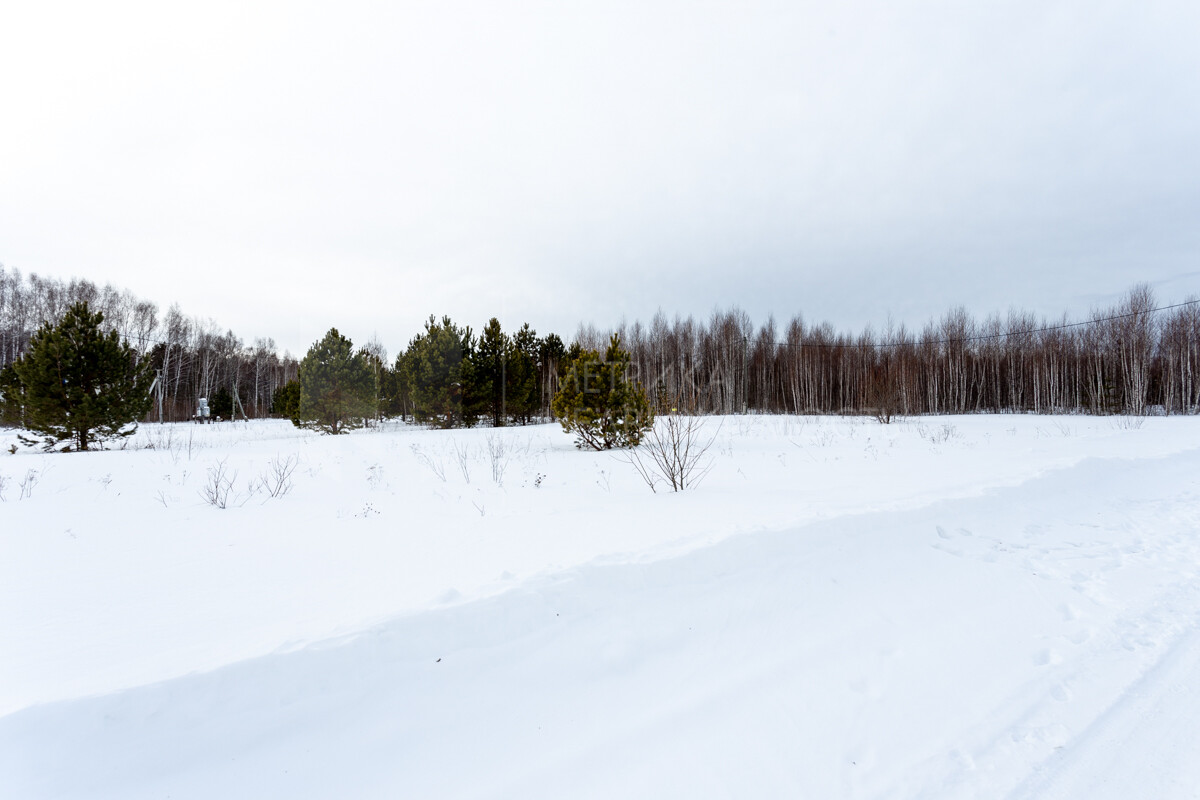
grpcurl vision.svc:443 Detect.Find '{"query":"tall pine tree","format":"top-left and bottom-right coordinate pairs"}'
top-left (7, 301), bottom-right (153, 451)
top-left (296, 328), bottom-right (376, 434)
top-left (402, 316), bottom-right (476, 428)
top-left (473, 318), bottom-right (508, 427)
top-left (506, 323), bottom-right (540, 424)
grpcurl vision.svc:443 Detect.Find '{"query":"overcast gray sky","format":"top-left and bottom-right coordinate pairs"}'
top-left (3, 0), bottom-right (1198, 354)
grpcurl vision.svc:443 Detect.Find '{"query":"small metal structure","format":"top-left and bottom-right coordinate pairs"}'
top-left (195, 397), bottom-right (212, 423)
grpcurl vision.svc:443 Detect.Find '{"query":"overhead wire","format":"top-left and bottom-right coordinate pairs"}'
top-left (747, 299), bottom-right (1200, 351)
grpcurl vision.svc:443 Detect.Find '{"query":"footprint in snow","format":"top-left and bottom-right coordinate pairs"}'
top-left (1065, 628), bottom-right (1092, 645)
top-left (1033, 648), bottom-right (1062, 666)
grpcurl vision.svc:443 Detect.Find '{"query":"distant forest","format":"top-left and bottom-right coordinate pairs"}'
top-left (0, 266), bottom-right (298, 421)
top-left (1, 265), bottom-right (1197, 421)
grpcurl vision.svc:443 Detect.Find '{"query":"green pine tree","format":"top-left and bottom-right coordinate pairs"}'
top-left (473, 317), bottom-right (508, 427)
top-left (552, 334), bottom-right (654, 450)
top-left (402, 316), bottom-right (476, 428)
top-left (209, 386), bottom-right (234, 420)
top-left (506, 323), bottom-right (540, 424)
top-left (561, 341), bottom-right (584, 379)
top-left (296, 328), bottom-right (376, 434)
top-left (270, 379), bottom-right (301, 422)
top-left (0, 363), bottom-right (25, 427)
top-left (377, 358), bottom-right (404, 419)
top-left (7, 301), bottom-right (153, 451)
top-left (390, 350), bottom-right (414, 420)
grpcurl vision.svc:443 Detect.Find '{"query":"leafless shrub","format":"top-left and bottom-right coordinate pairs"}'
top-left (917, 422), bottom-right (960, 445)
top-left (810, 428), bottom-right (836, 448)
top-left (510, 435), bottom-right (534, 459)
top-left (18, 469), bottom-right (38, 500)
top-left (259, 454), bottom-right (298, 498)
top-left (625, 414), bottom-right (721, 493)
top-left (485, 434), bottom-right (508, 485)
top-left (452, 440), bottom-right (471, 484)
top-left (0, 473), bottom-right (8, 501)
top-left (165, 434), bottom-right (183, 465)
top-left (869, 366), bottom-right (901, 424)
top-left (200, 458), bottom-right (238, 508)
top-left (411, 444), bottom-right (446, 482)
top-left (1112, 415), bottom-right (1146, 431)
top-left (144, 426), bottom-right (175, 454)
top-left (366, 463), bottom-right (383, 490)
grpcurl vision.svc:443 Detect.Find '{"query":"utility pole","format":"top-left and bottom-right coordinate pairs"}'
top-left (742, 335), bottom-right (749, 414)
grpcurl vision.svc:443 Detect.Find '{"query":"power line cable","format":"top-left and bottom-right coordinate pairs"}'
top-left (749, 299), bottom-right (1200, 351)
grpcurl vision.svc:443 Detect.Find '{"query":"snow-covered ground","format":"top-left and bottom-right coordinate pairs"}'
top-left (1, 414), bottom-right (1198, 798)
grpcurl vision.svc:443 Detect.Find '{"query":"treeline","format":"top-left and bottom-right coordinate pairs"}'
top-left (320, 316), bottom-right (568, 427)
top-left (318, 284), bottom-right (1199, 425)
top-left (4, 265), bottom-right (1198, 424)
top-left (0, 266), bottom-right (298, 421)
top-left (602, 285), bottom-right (1199, 417)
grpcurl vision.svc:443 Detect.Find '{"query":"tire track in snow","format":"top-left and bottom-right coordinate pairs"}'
top-left (1008, 618), bottom-right (1200, 800)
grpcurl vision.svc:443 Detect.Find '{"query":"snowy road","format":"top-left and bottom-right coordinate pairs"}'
top-left (1010, 618), bottom-right (1200, 800)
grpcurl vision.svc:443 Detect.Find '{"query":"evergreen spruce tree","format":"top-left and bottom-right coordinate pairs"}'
top-left (295, 328), bottom-right (376, 434)
top-left (552, 334), bottom-right (654, 450)
top-left (7, 301), bottom-right (153, 451)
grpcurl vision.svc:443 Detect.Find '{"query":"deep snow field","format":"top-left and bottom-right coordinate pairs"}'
top-left (1, 414), bottom-right (1199, 798)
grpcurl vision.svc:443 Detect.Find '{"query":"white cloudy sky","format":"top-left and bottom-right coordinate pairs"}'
top-left (2, 0), bottom-right (1198, 354)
